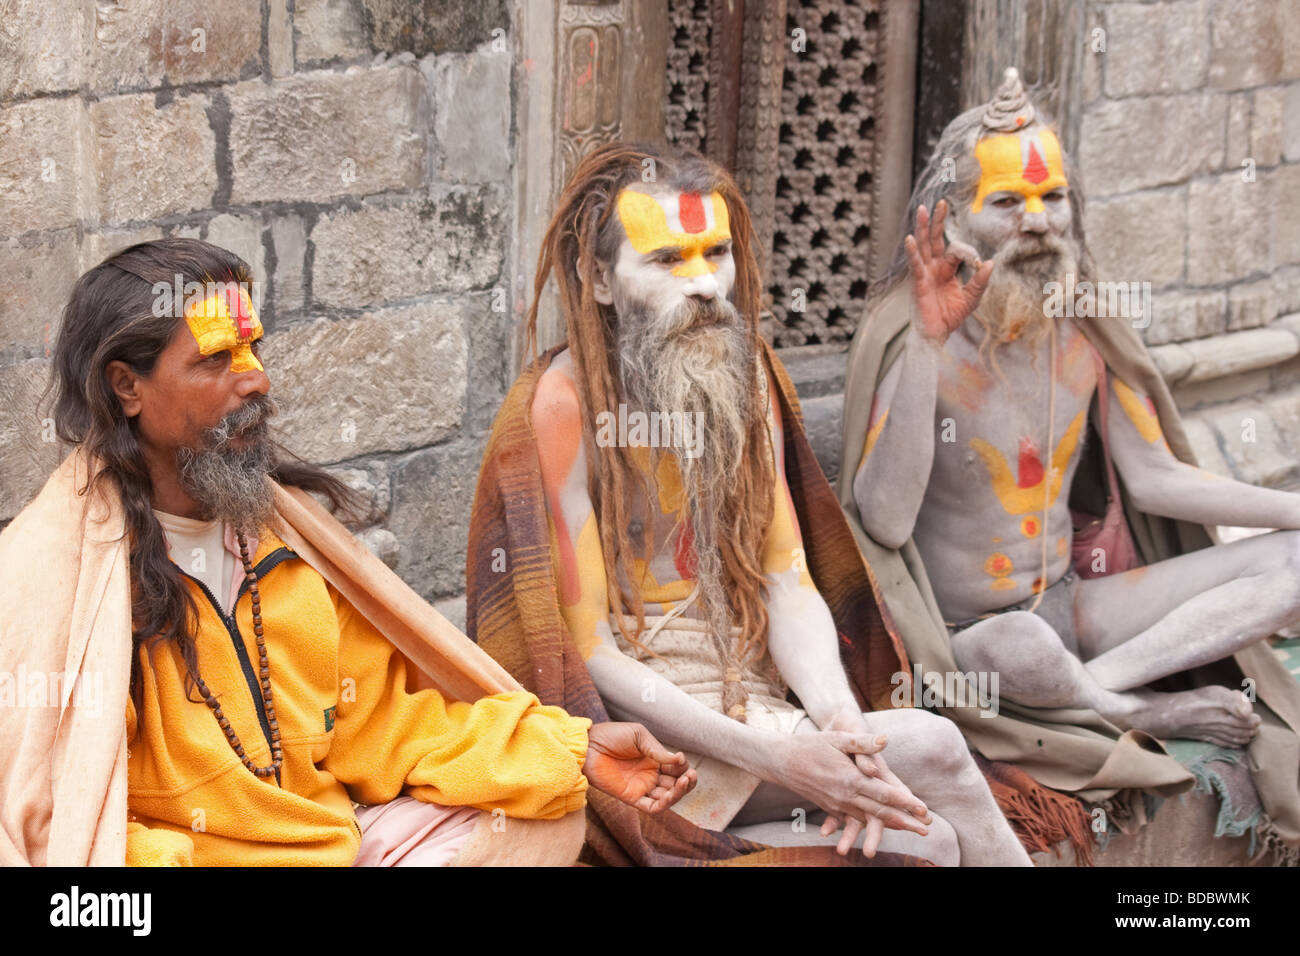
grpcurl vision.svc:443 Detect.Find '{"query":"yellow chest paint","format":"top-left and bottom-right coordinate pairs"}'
top-left (969, 410), bottom-right (1085, 515)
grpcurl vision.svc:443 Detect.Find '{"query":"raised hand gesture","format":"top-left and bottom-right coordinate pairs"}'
top-left (904, 200), bottom-right (994, 345)
top-left (583, 721), bottom-right (698, 814)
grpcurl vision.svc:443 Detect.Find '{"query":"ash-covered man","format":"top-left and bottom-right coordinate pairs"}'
top-left (491, 142), bottom-right (1030, 865)
top-left (840, 69), bottom-right (1300, 838)
top-left (0, 238), bottom-right (695, 867)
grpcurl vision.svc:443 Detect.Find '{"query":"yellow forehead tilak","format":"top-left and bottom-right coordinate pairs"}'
top-left (972, 129), bottom-right (1068, 214)
top-left (183, 286), bottom-right (264, 373)
top-left (616, 190), bottom-right (731, 278)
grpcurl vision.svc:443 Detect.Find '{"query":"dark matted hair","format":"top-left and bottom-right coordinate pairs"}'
top-left (51, 237), bottom-right (365, 697)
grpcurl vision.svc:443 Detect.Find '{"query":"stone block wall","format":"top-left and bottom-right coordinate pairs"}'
top-left (1078, 0), bottom-right (1300, 490)
top-left (0, 0), bottom-right (513, 618)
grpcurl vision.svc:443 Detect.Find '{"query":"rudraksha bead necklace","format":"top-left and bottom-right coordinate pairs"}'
top-left (193, 530), bottom-right (283, 781)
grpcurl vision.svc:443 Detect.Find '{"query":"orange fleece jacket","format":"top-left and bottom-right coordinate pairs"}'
top-left (125, 530), bottom-right (590, 866)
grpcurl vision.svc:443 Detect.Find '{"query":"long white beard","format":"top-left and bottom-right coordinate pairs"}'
top-left (974, 234), bottom-right (1080, 359)
top-left (616, 293), bottom-right (760, 645)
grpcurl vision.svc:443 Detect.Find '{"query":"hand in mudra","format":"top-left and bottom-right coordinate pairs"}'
top-left (583, 721), bottom-right (698, 814)
top-left (905, 200), bottom-right (994, 345)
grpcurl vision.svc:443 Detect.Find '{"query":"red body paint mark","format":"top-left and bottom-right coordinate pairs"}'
top-left (678, 192), bottom-right (706, 233)
top-left (1023, 143), bottom-right (1048, 184)
top-left (673, 520), bottom-right (698, 581)
top-left (225, 286), bottom-right (252, 340)
top-left (1017, 438), bottom-right (1044, 488)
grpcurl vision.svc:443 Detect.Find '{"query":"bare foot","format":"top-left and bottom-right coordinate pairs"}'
top-left (1103, 686), bottom-right (1261, 748)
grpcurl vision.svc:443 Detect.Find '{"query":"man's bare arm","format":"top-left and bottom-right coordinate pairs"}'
top-left (763, 367), bottom-right (866, 725)
top-left (852, 202), bottom-right (993, 549)
top-left (852, 331), bottom-right (943, 548)
top-left (1107, 377), bottom-right (1300, 529)
top-left (762, 373), bottom-right (932, 854)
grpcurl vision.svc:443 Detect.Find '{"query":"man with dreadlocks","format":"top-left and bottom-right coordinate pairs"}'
top-left (0, 238), bottom-right (696, 867)
top-left (839, 68), bottom-right (1300, 856)
top-left (468, 142), bottom-right (1031, 866)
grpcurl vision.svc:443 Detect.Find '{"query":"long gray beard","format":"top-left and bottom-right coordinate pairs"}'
top-left (617, 295), bottom-right (760, 650)
top-left (176, 395), bottom-right (278, 533)
top-left (973, 234), bottom-right (1080, 364)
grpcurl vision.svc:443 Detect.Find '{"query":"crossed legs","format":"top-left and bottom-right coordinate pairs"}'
top-left (950, 530), bottom-right (1300, 746)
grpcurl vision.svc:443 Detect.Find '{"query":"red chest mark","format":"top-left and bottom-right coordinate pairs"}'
top-left (1017, 438), bottom-right (1044, 488)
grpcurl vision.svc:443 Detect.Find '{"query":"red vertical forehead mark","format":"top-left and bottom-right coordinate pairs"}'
top-left (1017, 438), bottom-right (1044, 488)
top-left (677, 192), bottom-right (706, 233)
top-left (1022, 142), bottom-right (1048, 184)
top-left (225, 286), bottom-right (253, 340)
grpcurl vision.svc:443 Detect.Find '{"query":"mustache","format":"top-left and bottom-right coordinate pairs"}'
top-left (201, 394), bottom-right (278, 450)
top-left (997, 235), bottom-right (1070, 267)
top-left (659, 296), bottom-right (741, 340)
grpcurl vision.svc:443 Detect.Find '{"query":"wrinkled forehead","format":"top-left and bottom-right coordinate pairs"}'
top-left (615, 187), bottom-right (731, 254)
top-left (971, 128), bottom-right (1068, 212)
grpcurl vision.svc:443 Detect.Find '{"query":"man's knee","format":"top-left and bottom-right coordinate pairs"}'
top-left (886, 708), bottom-right (972, 776)
top-left (952, 610), bottom-right (1061, 673)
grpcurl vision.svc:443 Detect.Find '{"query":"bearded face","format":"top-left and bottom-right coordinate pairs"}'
top-left (955, 127), bottom-right (1081, 348)
top-left (597, 185), bottom-right (764, 641)
top-left (175, 394), bottom-right (278, 530)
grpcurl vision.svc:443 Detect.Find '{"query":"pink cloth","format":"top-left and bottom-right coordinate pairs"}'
top-left (351, 797), bottom-right (481, 867)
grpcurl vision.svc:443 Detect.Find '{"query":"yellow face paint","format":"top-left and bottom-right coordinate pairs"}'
top-left (616, 189), bottom-right (731, 278)
top-left (972, 129), bottom-right (1069, 215)
top-left (183, 285), bottom-right (264, 373)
